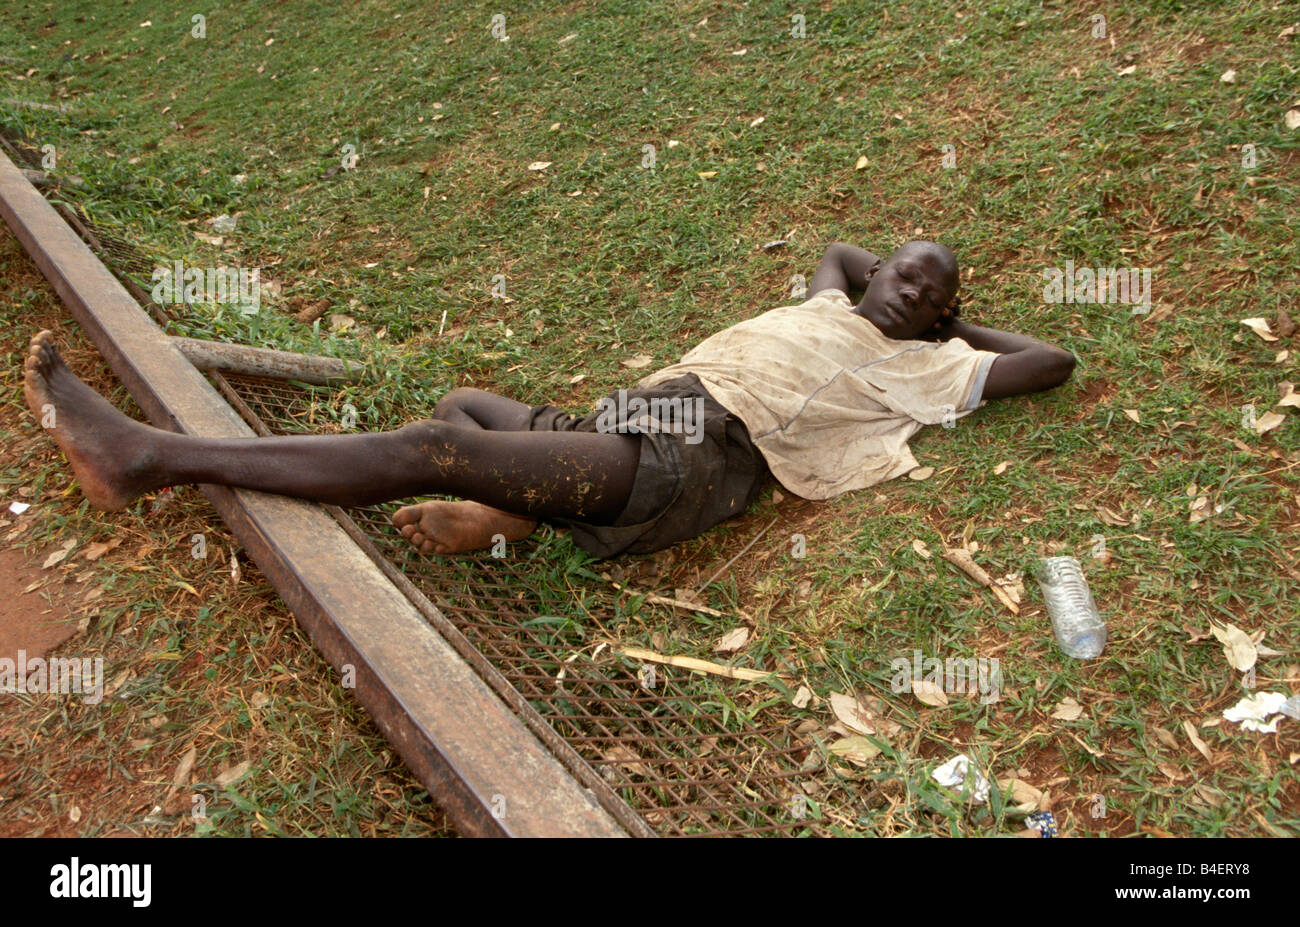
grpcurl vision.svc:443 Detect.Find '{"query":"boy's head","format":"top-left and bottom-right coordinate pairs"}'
top-left (854, 240), bottom-right (961, 340)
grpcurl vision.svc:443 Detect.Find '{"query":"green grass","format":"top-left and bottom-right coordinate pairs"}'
top-left (1, 0), bottom-right (1297, 836)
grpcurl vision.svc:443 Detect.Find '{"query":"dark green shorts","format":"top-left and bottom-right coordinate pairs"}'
top-left (527, 374), bottom-right (768, 558)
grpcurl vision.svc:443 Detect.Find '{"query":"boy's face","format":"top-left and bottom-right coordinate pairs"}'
top-left (855, 245), bottom-right (959, 339)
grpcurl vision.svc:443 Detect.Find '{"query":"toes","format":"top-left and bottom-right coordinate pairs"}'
top-left (399, 524), bottom-right (415, 539)
top-left (420, 539), bottom-right (435, 553)
top-left (27, 335), bottom-right (57, 373)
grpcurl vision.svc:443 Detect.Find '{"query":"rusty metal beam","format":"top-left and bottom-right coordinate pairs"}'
top-left (0, 149), bottom-right (629, 838)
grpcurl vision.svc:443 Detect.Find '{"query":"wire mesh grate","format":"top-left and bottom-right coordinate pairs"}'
top-left (215, 373), bottom-right (872, 836)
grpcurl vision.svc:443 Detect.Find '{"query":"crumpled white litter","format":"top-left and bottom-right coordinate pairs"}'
top-left (1222, 692), bottom-right (1290, 733)
top-left (931, 753), bottom-right (990, 803)
top-left (8, 501), bottom-right (30, 515)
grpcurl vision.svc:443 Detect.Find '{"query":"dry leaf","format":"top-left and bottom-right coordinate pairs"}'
top-left (908, 466), bottom-right (935, 481)
top-left (602, 744), bottom-right (650, 778)
top-left (43, 547), bottom-right (72, 569)
top-left (1210, 622), bottom-right (1257, 671)
top-left (912, 679), bottom-right (949, 707)
top-left (997, 777), bottom-right (1043, 810)
top-left (526, 161), bottom-right (552, 171)
top-left (673, 587), bottom-right (706, 609)
top-left (713, 626), bottom-right (750, 654)
top-left (792, 685), bottom-right (812, 709)
top-left (696, 170), bottom-right (717, 179)
top-left (1193, 783), bottom-right (1225, 807)
top-left (620, 354), bottom-right (653, 369)
top-left (1097, 506), bottom-right (1129, 527)
top-left (215, 760), bottom-right (251, 788)
top-left (1184, 624), bottom-right (1211, 644)
top-left (1277, 382), bottom-right (1300, 409)
top-left (854, 155), bottom-right (868, 170)
top-left (829, 691), bottom-right (880, 734)
top-left (998, 572), bottom-right (1024, 604)
top-left (1051, 696), bottom-right (1085, 721)
top-left (1188, 495), bottom-right (1212, 523)
top-left (1242, 317), bottom-right (1279, 342)
top-left (103, 668), bottom-right (131, 699)
top-left (1153, 726), bottom-right (1179, 750)
top-left (1286, 109), bottom-right (1300, 130)
top-left (911, 538), bottom-right (932, 559)
top-left (568, 374), bottom-right (585, 384)
top-left (748, 116), bottom-right (765, 127)
top-left (82, 539), bottom-right (122, 561)
top-left (1117, 64), bottom-right (1137, 76)
top-left (993, 461), bottom-right (1009, 475)
top-left (1157, 761), bottom-right (1186, 782)
top-left (1123, 408), bottom-right (1141, 423)
top-left (171, 745), bottom-right (198, 790)
top-left (829, 735), bottom-right (881, 766)
top-left (1219, 69), bottom-right (1236, 83)
top-left (1182, 720), bottom-right (1213, 762)
top-left (1254, 410), bottom-right (1285, 435)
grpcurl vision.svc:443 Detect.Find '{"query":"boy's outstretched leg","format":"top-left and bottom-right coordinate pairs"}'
top-left (22, 332), bottom-right (640, 548)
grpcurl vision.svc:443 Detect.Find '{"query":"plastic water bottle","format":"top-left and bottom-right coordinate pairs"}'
top-left (1035, 556), bottom-right (1106, 659)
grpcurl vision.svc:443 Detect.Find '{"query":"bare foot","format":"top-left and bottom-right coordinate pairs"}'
top-left (392, 500), bottom-right (536, 555)
top-left (22, 330), bottom-right (164, 510)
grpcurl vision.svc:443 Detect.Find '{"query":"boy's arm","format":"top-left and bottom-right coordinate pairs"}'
top-left (941, 320), bottom-right (1076, 399)
top-left (808, 242), bottom-right (883, 299)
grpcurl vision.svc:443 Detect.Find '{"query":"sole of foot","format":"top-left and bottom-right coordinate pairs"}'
top-left (391, 499), bottom-right (536, 555)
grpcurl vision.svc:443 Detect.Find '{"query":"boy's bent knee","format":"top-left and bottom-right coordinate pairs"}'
top-left (432, 387), bottom-right (485, 420)
top-left (400, 417), bottom-right (457, 449)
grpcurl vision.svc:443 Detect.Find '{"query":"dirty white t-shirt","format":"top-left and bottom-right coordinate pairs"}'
top-left (638, 288), bottom-right (999, 500)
